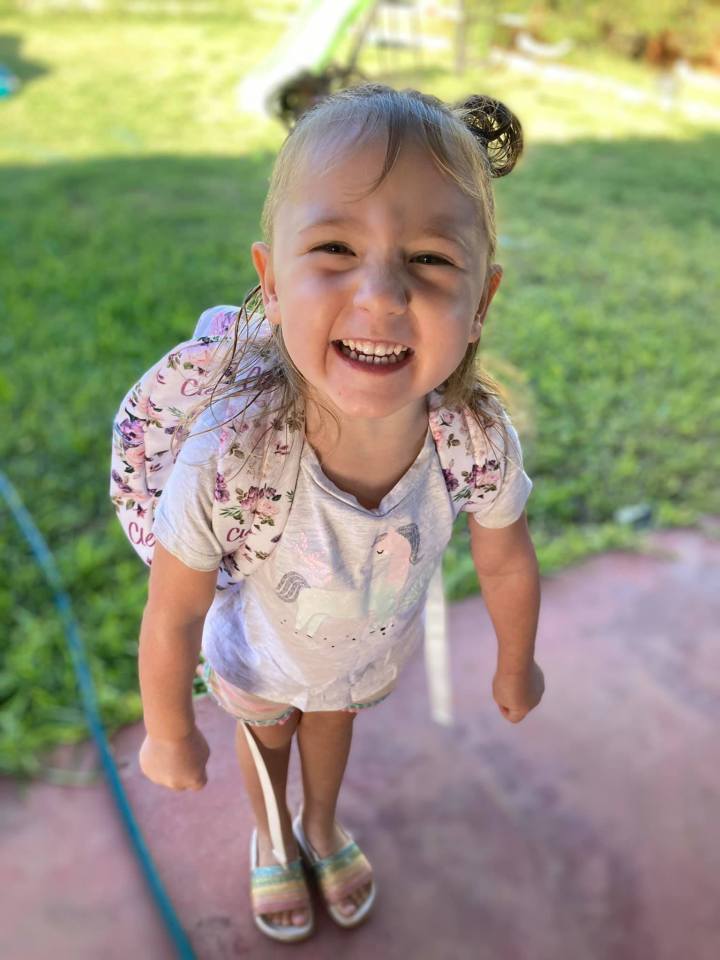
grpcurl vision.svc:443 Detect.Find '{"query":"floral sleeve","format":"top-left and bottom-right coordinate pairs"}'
top-left (151, 410), bottom-right (225, 571)
top-left (460, 419), bottom-right (533, 529)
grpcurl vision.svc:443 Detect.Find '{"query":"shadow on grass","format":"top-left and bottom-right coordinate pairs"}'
top-left (1, 133), bottom-right (719, 772)
top-left (0, 31), bottom-right (49, 89)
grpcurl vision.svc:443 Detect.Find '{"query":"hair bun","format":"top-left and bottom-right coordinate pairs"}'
top-left (456, 95), bottom-right (523, 178)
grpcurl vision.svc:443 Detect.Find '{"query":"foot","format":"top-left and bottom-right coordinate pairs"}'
top-left (301, 815), bottom-right (373, 918)
top-left (255, 826), bottom-right (311, 930)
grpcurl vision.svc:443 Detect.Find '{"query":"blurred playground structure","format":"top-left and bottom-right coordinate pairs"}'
top-left (237, 0), bottom-right (720, 126)
top-left (237, 0), bottom-right (454, 123)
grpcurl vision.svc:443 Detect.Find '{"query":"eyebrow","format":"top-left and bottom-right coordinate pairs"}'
top-left (298, 212), bottom-right (475, 253)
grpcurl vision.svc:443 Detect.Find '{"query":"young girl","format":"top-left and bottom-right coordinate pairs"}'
top-left (136, 83), bottom-right (544, 943)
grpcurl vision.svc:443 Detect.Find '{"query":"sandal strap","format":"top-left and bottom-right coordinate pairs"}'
top-left (250, 858), bottom-right (310, 915)
top-left (311, 841), bottom-right (374, 906)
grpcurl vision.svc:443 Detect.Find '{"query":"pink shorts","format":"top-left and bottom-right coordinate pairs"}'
top-left (197, 661), bottom-right (395, 726)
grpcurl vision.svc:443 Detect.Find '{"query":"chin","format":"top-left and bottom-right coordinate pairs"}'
top-left (335, 391), bottom-right (424, 422)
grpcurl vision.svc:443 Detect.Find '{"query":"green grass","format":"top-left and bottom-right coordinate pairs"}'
top-left (1, 4), bottom-right (719, 775)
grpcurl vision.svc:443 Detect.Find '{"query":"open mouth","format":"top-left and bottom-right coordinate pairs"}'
top-left (332, 340), bottom-right (413, 372)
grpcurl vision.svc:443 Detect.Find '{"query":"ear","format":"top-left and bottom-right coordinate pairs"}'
top-left (251, 242), bottom-right (281, 326)
top-left (469, 265), bottom-right (503, 342)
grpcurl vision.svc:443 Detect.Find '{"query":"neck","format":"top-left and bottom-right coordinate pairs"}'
top-left (302, 394), bottom-right (431, 511)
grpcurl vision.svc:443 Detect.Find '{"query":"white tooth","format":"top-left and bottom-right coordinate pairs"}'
top-left (345, 340), bottom-right (409, 357)
top-left (350, 349), bottom-right (358, 359)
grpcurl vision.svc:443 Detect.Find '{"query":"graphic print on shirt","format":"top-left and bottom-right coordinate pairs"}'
top-left (275, 523), bottom-right (422, 639)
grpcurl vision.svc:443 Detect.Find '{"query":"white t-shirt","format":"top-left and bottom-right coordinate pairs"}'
top-left (152, 408), bottom-right (532, 710)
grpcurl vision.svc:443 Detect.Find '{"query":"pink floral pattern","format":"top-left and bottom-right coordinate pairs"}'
top-left (110, 305), bottom-right (515, 593)
top-left (426, 392), bottom-right (509, 509)
top-left (214, 473), bottom-right (230, 503)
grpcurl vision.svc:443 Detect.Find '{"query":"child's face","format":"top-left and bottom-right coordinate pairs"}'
top-left (252, 136), bottom-right (502, 425)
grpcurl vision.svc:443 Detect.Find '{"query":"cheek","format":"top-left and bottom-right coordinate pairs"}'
top-left (435, 302), bottom-right (477, 345)
top-left (278, 317), bottom-right (330, 375)
top-left (286, 263), bottom-right (345, 293)
top-left (420, 276), bottom-right (477, 318)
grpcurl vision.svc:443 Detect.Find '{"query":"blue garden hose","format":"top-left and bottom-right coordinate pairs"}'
top-left (0, 470), bottom-right (197, 960)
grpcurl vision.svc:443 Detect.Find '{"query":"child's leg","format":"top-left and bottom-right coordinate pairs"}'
top-left (233, 713), bottom-right (300, 843)
top-left (296, 710), bottom-right (372, 917)
top-left (233, 713), bottom-right (309, 929)
top-left (296, 710), bottom-right (354, 828)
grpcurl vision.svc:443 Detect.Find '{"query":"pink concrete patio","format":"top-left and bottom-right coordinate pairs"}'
top-left (2, 526), bottom-right (719, 960)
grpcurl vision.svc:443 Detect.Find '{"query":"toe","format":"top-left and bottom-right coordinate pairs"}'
top-left (354, 883), bottom-right (369, 906)
top-left (263, 908), bottom-right (309, 928)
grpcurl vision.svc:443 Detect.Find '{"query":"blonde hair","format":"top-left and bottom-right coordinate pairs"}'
top-left (175, 83), bottom-right (523, 461)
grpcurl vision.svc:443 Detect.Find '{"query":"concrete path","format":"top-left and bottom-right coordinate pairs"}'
top-left (2, 527), bottom-right (719, 960)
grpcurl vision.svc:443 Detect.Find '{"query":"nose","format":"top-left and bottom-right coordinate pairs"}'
top-left (352, 261), bottom-right (408, 318)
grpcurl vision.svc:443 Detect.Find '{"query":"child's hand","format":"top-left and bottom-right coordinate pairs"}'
top-left (138, 726), bottom-right (210, 791)
top-left (492, 661), bottom-right (545, 723)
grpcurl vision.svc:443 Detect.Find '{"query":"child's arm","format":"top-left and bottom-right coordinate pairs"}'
top-left (468, 511), bottom-right (544, 723)
top-left (137, 542), bottom-right (218, 789)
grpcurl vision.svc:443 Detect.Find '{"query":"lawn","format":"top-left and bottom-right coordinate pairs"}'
top-left (1, 1), bottom-right (719, 775)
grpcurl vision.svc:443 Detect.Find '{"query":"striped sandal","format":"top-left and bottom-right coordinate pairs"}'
top-left (249, 829), bottom-right (314, 942)
top-left (292, 813), bottom-right (376, 928)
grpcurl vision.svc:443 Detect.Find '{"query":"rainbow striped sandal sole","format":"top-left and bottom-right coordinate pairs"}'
top-left (249, 829), bottom-right (314, 942)
top-left (292, 813), bottom-right (376, 928)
